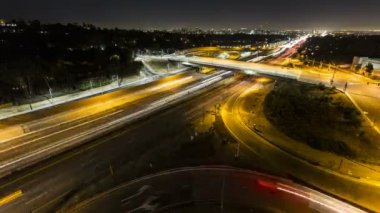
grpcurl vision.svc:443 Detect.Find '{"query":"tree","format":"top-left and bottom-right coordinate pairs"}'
top-left (365, 63), bottom-right (374, 74)
top-left (29, 20), bottom-right (41, 31)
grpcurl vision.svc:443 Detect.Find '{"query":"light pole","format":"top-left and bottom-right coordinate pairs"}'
top-left (220, 174), bottom-right (226, 212)
top-left (116, 74), bottom-right (120, 87)
top-left (48, 88), bottom-right (53, 102)
top-left (44, 77), bottom-right (53, 103)
top-left (235, 143), bottom-right (240, 159)
top-left (330, 65), bottom-right (337, 86)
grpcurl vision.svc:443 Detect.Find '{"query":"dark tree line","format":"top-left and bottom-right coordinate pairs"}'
top-left (297, 34), bottom-right (380, 64)
top-left (0, 20), bottom-right (290, 104)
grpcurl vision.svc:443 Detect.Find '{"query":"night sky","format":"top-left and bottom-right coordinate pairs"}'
top-left (1, 0), bottom-right (380, 30)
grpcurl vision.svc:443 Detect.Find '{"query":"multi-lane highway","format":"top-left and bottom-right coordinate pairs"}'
top-left (0, 36), bottom-right (378, 212)
top-left (0, 73), bottom-right (246, 212)
top-left (0, 70), bottom-right (372, 212)
top-left (0, 70), bottom-right (232, 178)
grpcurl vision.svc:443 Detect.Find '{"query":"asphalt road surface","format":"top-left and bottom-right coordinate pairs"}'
top-left (221, 80), bottom-right (380, 212)
top-left (69, 167), bottom-right (364, 213)
top-left (0, 75), bottom-right (371, 212)
top-left (0, 75), bottom-right (256, 212)
top-left (0, 70), bottom-right (234, 178)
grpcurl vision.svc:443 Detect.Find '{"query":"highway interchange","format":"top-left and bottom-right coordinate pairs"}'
top-left (0, 37), bottom-right (379, 212)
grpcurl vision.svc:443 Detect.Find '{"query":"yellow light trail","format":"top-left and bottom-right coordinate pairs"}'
top-left (0, 190), bottom-right (22, 207)
top-left (0, 74), bottom-right (195, 143)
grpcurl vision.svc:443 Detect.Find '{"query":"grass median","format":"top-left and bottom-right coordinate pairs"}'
top-left (263, 80), bottom-right (380, 164)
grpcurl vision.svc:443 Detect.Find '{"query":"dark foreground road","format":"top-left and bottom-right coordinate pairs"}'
top-left (70, 167), bottom-right (364, 213)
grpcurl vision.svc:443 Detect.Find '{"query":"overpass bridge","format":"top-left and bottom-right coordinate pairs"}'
top-left (135, 36), bottom-right (310, 80)
top-left (136, 55), bottom-right (306, 81)
top-left (136, 54), bottom-right (380, 135)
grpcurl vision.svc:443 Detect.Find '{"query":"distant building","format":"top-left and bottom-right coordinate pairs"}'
top-left (353, 57), bottom-right (380, 69)
top-left (0, 19), bottom-right (18, 33)
top-left (352, 56), bottom-right (380, 76)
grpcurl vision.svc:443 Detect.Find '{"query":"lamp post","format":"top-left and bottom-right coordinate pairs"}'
top-left (330, 65), bottom-right (337, 86)
top-left (44, 76), bottom-right (53, 103)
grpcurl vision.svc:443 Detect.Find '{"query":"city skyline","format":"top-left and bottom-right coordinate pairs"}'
top-left (1, 1), bottom-right (380, 212)
top-left (1, 0), bottom-right (380, 30)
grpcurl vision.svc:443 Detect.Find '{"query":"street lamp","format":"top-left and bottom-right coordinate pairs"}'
top-left (330, 64), bottom-right (337, 86)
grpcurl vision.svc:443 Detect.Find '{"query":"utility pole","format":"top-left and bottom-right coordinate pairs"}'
top-left (220, 174), bottom-right (226, 212)
top-left (101, 80), bottom-right (104, 94)
top-left (109, 163), bottom-right (114, 176)
top-left (235, 143), bottom-right (240, 159)
top-left (28, 100), bottom-right (33, 111)
top-left (116, 75), bottom-right (120, 87)
top-left (202, 110), bottom-right (205, 126)
top-left (27, 89), bottom-right (33, 111)
top-left (48, 88), bottom-right (53, 103)
top-left (338, 159), bottom-right (343, 171)
top-left (44, 77), bottom-right (53, 103)
top-left (331, 69), bottom-right (337, 86)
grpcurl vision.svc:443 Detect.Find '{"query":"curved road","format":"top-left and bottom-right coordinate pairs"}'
top-left (221, 82), bottom-right (380, 212)
top-left (69, 166), bottom-right (365, 213)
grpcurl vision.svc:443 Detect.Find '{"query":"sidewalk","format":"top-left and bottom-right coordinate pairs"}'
top-left (238, 84), bottom-right (380, 181)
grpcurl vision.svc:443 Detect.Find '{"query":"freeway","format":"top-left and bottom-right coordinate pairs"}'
top-left (69, 167), bottom-right (365, 213)
top-left (221, 81), bottom-right (380, 211)
top-left (0, 38), bottom-right (377, 211)
top-left (0, 73), bottom-right (194, 140)
top-left (0, 72), bottom-right (246, 212)
top-left (0, 73), bottom-right (371, 212)
top-left (0, 70), bottom-right (232, 178)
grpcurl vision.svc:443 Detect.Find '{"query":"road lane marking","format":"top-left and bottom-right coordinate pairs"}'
top-left (25, 191), bottom-right (47, 205)
top-left (0, 74), bottom-right (229, 175)
top-left (0, 190), bottom-right (23, 207)
top-left (0, 74), bottom-right (196, 144)
top-left (0, 110), bottom-right (124, 154)
top-left (0, 73), bottom-right (232, 212)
